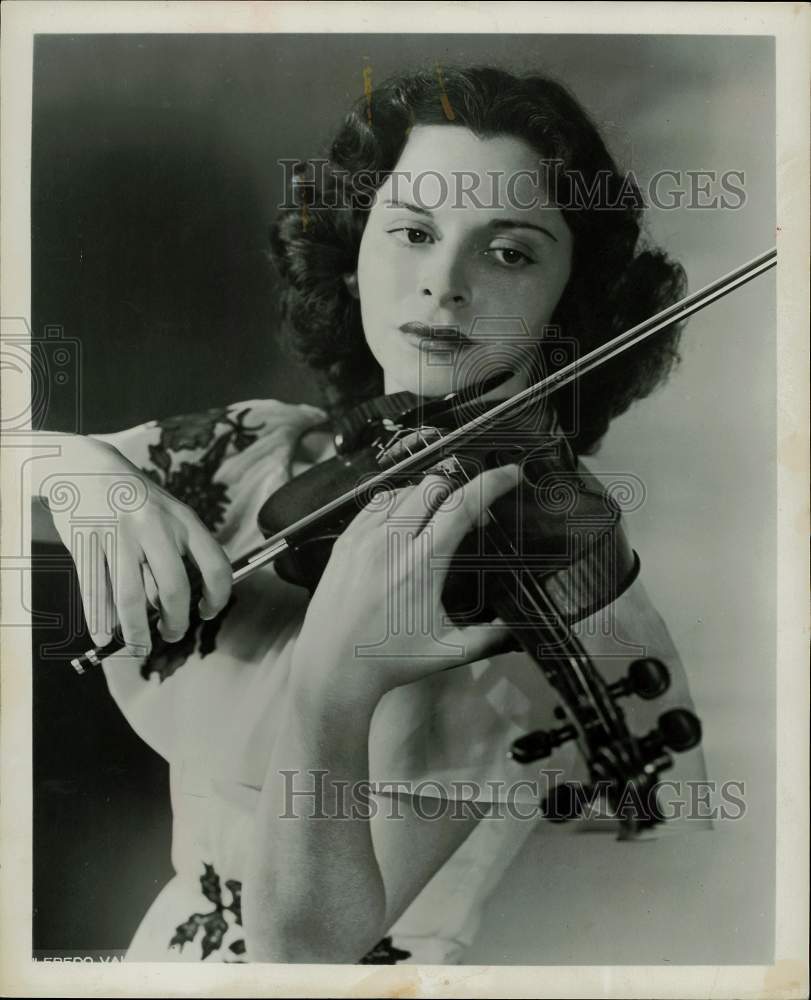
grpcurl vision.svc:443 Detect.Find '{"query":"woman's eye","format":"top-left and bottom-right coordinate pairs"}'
top-left (484, 246), bottom-right (533, 267)
top-left (388, 227), bottom-right (434, 246)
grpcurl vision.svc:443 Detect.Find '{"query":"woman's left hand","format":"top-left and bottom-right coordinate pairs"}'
top-left (288, 463), bottom-right (522, 704)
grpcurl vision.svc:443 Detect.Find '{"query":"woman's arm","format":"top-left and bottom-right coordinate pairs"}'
top-left (243, 466), bottom-right (520, 963)
top-left (245, 681), bottom-right (387, 963)
top-left (246, 676), bottom-right (490, 963)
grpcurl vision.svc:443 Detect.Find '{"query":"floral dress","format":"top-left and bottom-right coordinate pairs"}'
top-left (92, 399), bottom-right (709, 964)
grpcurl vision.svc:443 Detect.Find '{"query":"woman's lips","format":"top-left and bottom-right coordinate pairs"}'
top-left (398, 322), bottom-right (473, 349)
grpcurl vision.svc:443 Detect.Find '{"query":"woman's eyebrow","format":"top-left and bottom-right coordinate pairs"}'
top-left (488, 219), bottom-right (559, 243)
top-left (383, 200), bottom-right (558, 243)
top-left (384, 199), bottom-right (432, 217)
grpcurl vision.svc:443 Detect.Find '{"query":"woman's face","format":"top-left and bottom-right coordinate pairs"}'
top-left (355, 125), bottom-right (574, 399)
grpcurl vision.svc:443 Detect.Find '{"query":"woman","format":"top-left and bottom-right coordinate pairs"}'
top-left (38, 65), bottom-right (707, 964)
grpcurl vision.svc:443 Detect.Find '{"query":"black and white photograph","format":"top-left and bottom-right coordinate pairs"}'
top-left (1, 2), bottom-right (808, 997)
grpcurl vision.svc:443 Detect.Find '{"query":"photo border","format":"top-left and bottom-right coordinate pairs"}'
top-left (1, 2), bottom-right (808, 997)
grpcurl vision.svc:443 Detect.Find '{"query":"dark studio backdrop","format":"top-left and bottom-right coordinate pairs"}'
top-left (32, 33), bottom-right (776, 960)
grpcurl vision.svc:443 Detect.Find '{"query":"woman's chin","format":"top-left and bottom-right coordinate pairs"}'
top-left (385, 371), bottom-right (463, 399)
top-left (378, 340), bottom-right (523, 400)
top-left (385, 367), bottom-right (519, 401)
top-left (381, 360), bottom-right (455, 399)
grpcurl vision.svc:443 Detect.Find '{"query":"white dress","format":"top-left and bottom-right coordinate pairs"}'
top-left (93, 398), bottom-right (709, 964)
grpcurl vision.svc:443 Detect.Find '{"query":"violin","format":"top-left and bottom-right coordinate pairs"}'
top-left (70, 247), bottom-right (777, 837)
top-left (258, 379), bottom-right (694, 834)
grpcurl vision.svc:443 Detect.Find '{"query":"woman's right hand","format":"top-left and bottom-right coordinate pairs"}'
top-left (41, 434), bottom-right (232, 656)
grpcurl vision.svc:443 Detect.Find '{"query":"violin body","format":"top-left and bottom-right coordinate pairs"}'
top-left (258, 406), bottom-right (638, 631)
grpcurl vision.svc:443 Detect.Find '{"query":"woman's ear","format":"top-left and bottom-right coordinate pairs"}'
top-left (343, 272), bottom-right (360, 300)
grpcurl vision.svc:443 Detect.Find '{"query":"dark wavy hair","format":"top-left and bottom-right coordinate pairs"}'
top-left (269, 65), bottom-right (686, 455)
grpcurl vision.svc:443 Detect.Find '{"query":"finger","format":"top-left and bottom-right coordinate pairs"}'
top-left (105, 537), bottom-right (152, 657)
top-left (488, 615), bottom-right (523, 655)
top-left (183, 517), bottom-right (232, 620)
top-left (341, 483), bottom-right (413, 538)
top-left (386, 473), bottom-right (457, 529)
top-left (97, 541), bottom-right (121, 641)
top-left (141, 534), bottom-right (192, 641)
top-left (344, 471), bottom-right (457, 541)
top-left (443, 620), bottom-right (518, 667)
top-left (428, 463), bottom-right (523, 558)
top-left (72, 529), bottom-right (114, 648)
top-left (141, 562), bottom-right (160, 611)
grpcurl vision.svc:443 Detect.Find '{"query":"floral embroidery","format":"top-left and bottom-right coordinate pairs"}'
top-left (143, 407), bottom-right (263, 533)
top-left (139, 407), bottom-right (263, 682)
top-left (156, 409), bottom-right (232, 452)
top-left (172, 864), bottom-right (412, 964)
top-left (139, 596), bottom-right (236, 683)
top-left (169, 863), bottom-right (243, 961)
top-left (358, 936), bottom-right (413, 964)
top-left (150, 459), bottom-right (232, 535)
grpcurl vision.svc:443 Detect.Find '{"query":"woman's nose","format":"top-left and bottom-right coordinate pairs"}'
top-left (419, 251), bottom-right (471, 309)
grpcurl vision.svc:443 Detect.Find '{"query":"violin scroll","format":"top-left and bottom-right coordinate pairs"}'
top-left (530, 706), bottom-right (703, 827)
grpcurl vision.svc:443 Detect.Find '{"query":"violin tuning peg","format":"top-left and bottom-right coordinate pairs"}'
top-left (609, 657), bottom-right (671, 700)
top-left (640, 707), bottom-right (702, 762)
top-left (509, 724), bottom-right (577, 764)
top-left (657, 708), bottom-right (702, 752)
